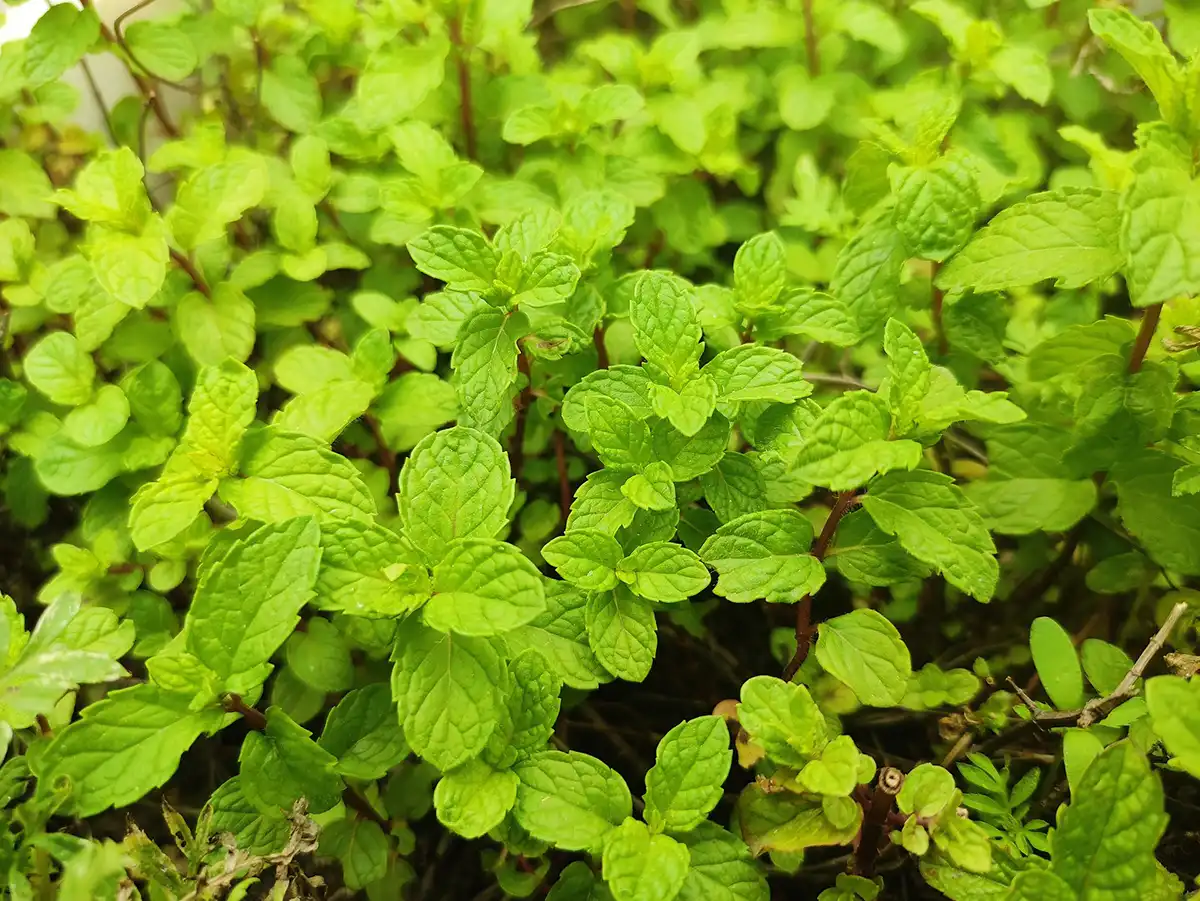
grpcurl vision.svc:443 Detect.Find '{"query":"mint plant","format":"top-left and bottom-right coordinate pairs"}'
top-left (2, 0), bottom-right (1200, 898)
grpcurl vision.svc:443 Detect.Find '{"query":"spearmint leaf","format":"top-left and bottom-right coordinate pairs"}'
top-left (1112, 450), bottom-right (1200, 575)
top-left (185, 517), bottom-right (321, 693)
top-left (129, 458), bottom-right (217, 551)
top-left (622, 461), bottom-right (677, 512)
top-left (322, 817), bottom-right (389, 889)
top-left (1029, 617), bottom-right (1086, 710)
top-left (543, 529), bottom-right (624, 591)
top-left (285, 618), bottom-right (353, 692)
top-left (124, 19), bottom-right (198, 81)
top-left (54, 147), bottom-right (150, 231)
top-left (737, 676), bottom-right (827, 768)
top-left (586, 587), bottom-right (657, 682)
top-left (562, 366), bottom-right (657, 433)
top-left (513, 750), bottom-right (632, 851)
top-left (616, 542), bottom-right (709, 602)
top-left (22, 3), bottom-right (100, 87)
top-left (261, 56), bottom-right (323, 133)
top-left (504, 581), bottom-right (610, 690)
top-left (651, 376), bottom-right (718, 437)
top-left (315, 519), bottom-right (430, 616)
top-left (424, 538), bottom-right (546, 635)
top-left (398, 426), bottom-right (515, 565)
top-left (208, 777), bottom-right (291, 856)
top-left (814, 609), bottom-right (912, 707)
top-left (644, 715), bottom-right (732, 834)
top-left (586, 395), bottom-right (654, 471)
top-left (451, 308), bottom-right (520, 437)
top-left (513, 251), bottom-right (582, 307)
top-left (897, 763), bottom-right (956, 818)
top-left (790, 392), bottom-right (922, 490)
top-left (601, 819), bottom-right (690, 901)
top-left (568, 471), bottom-right (639, 535)
top-left (318, 683), bottom-right (410, 780)
top-left (884, 319), bottom-right (931, 434)
top-left (407, 226), bottom-right (498, 292)
top-left (503, 650), bottom-right (563, 755)
top-left (735, 784), bottom-right (860, 857)
top-left (1052, 742), bottom-right (1168, 901)
top-left (1122, 128), bottom-right (1200, 308)
top-left (1008, 871), bottom-right (1077, 901)
top-left (630, 272), bottom-right (704, 383)
top-left (166, 153), bottom-right (268, 251)
top-left (40, 684), bottom-right (211, 817)
top-left (220, 428), bottom-right (376, 524)
top-left (435, 758), bottom-right (519, 839)
top-left (239, 707), bottom-right (343, 815)
top-left (652, 416), bottom-right (731, 481)
top-left (936, 188), bottom-right (1123, 292)
top-left (703, 345), bottom-right (811, 405)
top-left (891, 157), bottom-right (980, 261)
top-left (24, 332), bottom-right (96, 406)
top-left (733, 232), bottom-right (787, 313)
top-left (826, 509), bottom-right (933, 586)
top-left (1088, 8), bottom-right (1185, 127)
top-left (62, 384), bottom-right (129, 447)
top-left (1145, 676), bottom-right (1200, 779)
top-left (831, 216), bottom-right (907, 335)
top-left (175, 284), bottom-right (257, 367)
top-left (754, 289), bottom-right (860, 347)
top-left (391, 625), bottom-right (508, 771)
top-left (177, 359), bottom-right (259, 476)
top-left (549, 862), bottom-right (615, 901)
top-left (700, 453), bottom-right (769, 524)
top-left (675, 822), bottom-right (769, 901)
top-left (963, 478), bottom-right (1097, 536)
top-left (700, 510), bottom-right (824, 604)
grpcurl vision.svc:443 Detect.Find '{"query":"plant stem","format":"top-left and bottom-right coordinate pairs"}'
top-left (782, 490), bottom-right (857, 680)
top-left (802, 0), bottom-right (820, 76)
top-left (222, 694), bottom-right (267, 730)
top-left (854, 767), bottom-right (904, 877)
top-left (342, 787), bottom-right (390, 829)
top-left (449, 16), bottom-right (477, 161)
top-left (169, 249), bottom-right (211, 297)
top-left (593, 327), bottom-right (609, 369)
top-left (554, 429), bottom-right (571, 526)
top-left (1128, 303), bottom-right (1162, 374)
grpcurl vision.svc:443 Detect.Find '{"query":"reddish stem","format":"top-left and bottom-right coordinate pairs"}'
top-left (169, 249), bottom-right (211, 298)
top-left (854, 768), bottom-right (904, 877)
top-left (803, 0), bottom-right (820, 76)
top-left (222, 694), bottom-right (267, 730)
top-left (1128, 303), bottom-right (1162, 374)
top-left (449, 17), bottom-right (476, 161)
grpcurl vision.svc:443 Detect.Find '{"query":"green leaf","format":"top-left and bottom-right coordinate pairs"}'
top-left (24, 332), bottom-right (95, 406)
top-left (562, 366), bottom-right (656, 433)
top-left (754, 289), bottom-right (860, 347)
top-left (391, 625), bottom-right (508, 771)
top-left (124, 19), bottom-right (197, 81)
top-left (891, 158), bottom-right (980, 261)
top-left (616, 542), bottom-right (708, 602)
top-left (1145, 676), bottom-right (1200, 779)
top-left (652, 376), bottom-right (718, 438)
top-left (1008, 871), bottom-right (1077, 901)
top-left (734, 232), bottom-right (787, 312)
top-left (630, 272), bottom-right (704, 383)
top-left (424, 538), bottom-right (546, 635)
top-left (435, 758), bottom-right (519, 839)
top-left (861, 471), bottom-right (998, 601)
top-left (826, 509), bottom-right (933, 586)
top-left (398, 426), bottom-right (515, 565)
top-left (1112, 450), bottom-right (1200, 575)
top-left (513, 750), bottom-right (632, 851)
top-left (790, 392), bottom-right (922, 491)
top-left (285, 618), bottom-right (352, 693)
top-left (568, 471), bottom-right (639, 535)
top-left (830, 217), bottom-right (907, 335)
top-left (221, 428), bottom-right (377, 524)
top-left (1088, 9), bottom-right (1184, 127)
top-left (23, 3), bottom-right (100, 87)
top-left (644, 716), bottom-right (732, 834)
top-left (586, 587), bottom-right (657, 682)
top-left (815, 609), bottom-right (912, 708)
top-left (175, 284), bottom-right (256, 367)
top-left (318, 683), bottom-right (410, 780)
top-left (176, 359), bottom-right (258, 476)
top-left (544, 529), bottom-right (624, 591)
top-left (699, 510), bottom-right (824, 604)
top-left (512, 252), bottom-right (582, 307)
top-left (407, 226), bottom-right (498, 292)
top-left (239, 707), bottom-right (343, 815)
top-left (451, 308), bottom-right (521, 438)
top-left (936, 188), bottom-right (1123, 292)
top-left (884, 319), bottom-right (931, 435)
top-left (1029, 617), bottom-right (1085, 711)
top-left (321, 818), bottom-right (389, 890)
top-left (797, 735), bottom-right (862, 797)
top-left (586, 395), bottom-right (654, 471)
top-left (962, 478), bottom-right (1097, 536)
top-left (602, 819), bottom-right (690, 901)
top-left (652, 415), bottom-right (731, 482)
top-left (129, 458), bottom-right (217, 552)
top-left (262, 57), bottom-right (323, 133)
top-left (1051, 742), bottom-right (1167, 901)
top-left (505, 581), bottom-right (610, 691)
top-left (87, 222), bottom-right (170, 311)
top-left (315, 519), bottom-right (430, 617)
top-left (737, 676), bottom-right (827, 768)
top-left (735, 785), bottom-right (861, 857)
top-left (55, 147), bottom-right (150, 231)
top-left (675, 822), bottom-right (769, 901)
top-left (897, 763), bottom-right (956, 818)
top-left (703, 345), bottom-right (811, 405)
top-left (185, 517), bottom-right (321, 693)
top-left (622, 461), bottom-right (677, 512)
top-left (40, 684), bottom-right (211, 817)
top-left (61, 383), bottom-right (127, 447)
top-left (167, 153), bottom-right (268, 251)
top-left (503, 650), bottom-right (563, 755)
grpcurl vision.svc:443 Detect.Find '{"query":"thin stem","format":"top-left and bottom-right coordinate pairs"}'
top-left (169, 249), bottom-right (211, 298)
top-left (783, 490), bottom-right (858, 680)
top-left (802, 0), bottom-right (820, 76)
top-left (1128, 303), bottom-right (1162, 374)
top-left (593, 327), bottom-right (609, 369)
top-left (854, 767), bottom-right (904, 877)
top-left (449, 16), bottom-right (477, 161)
top-left (77, 57), bottom-right (118, 146)
top-left (222, 694), bottom-right (267, 730)
top-left (554, 429), bottom-right (571, 526)
top-left (1007, 523), bottom-right (1081, 606)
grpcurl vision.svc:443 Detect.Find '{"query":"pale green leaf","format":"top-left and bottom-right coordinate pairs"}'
top-left (815, 609), bottom-right (912, 707)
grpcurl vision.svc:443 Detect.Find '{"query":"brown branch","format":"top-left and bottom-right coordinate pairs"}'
top-left (1128, 303), bottom-right (1162, 374)
top-left (169, 249), bottom-right (211, 298)
top-left (783, 490), bottom-right (858, 680)
top-left (854, 767), bottom-right (903, 877)
top-left (449, 17), bottom-right (476, 161)
top-left (222, 694), bottom-right (267, 730)
top-left (802, 0), bottom-right (820, 76)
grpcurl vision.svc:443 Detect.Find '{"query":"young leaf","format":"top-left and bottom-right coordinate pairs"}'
top-left (407, 226), bottom-right (498, 292)
top-left (513, 750), bottom-right (632, 851)
top-left (699, 510), bottom-right (824, 604)
top-left (675, 822), bottom-right (769, 901)
top-left (543, 529), bottom-right (625, 591)
top-left (703, 345), bottom-right (811, 405)
top-left (616, 542), bottom-right (709, 602)
top-left (622, 461), bottom-right (677, 512)
top-left (737, 676), bottom-right (827, 767)
top-left (24, 332), bottom-right (96, 406)
top-left (814, 609), bottom-right (912, 708)
top-left (435, 759), bottom-right (520, 839)
top-left (1088, 8), bottom-right (1184, 126)
top-left (629, 272), bottom-right (704, 383)
top-left (602, 818), bottom-right (690, 901)
top-left (734, 232), bottom-right (787, 313)
top-left (1029, 617), bottom-right (1085, 711)
top-left (586, 587), bottom-right (658, 682)
top-left (451, 308), bottom-right (521, 437)
top-left (424, 538), bottom-right (546, 635)
top-left (883, 319), bottom-right (931, 435)
top-left (315, 519), bottom-right (431, 617)
top-left (1144, 675), bottom-right (1200, 779)
top-left (586, 394), bottom-right (654, 471)
top-left (504, 581), bottom-right (610, 691)
top-left (644, 716), bottom-right (732, 834)
top-left (239, 707), bottom-right (344, 815)
top-left (318, 683), bottom-right (410, 780)
top-left (790, 392), bottom-right (922, 491)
